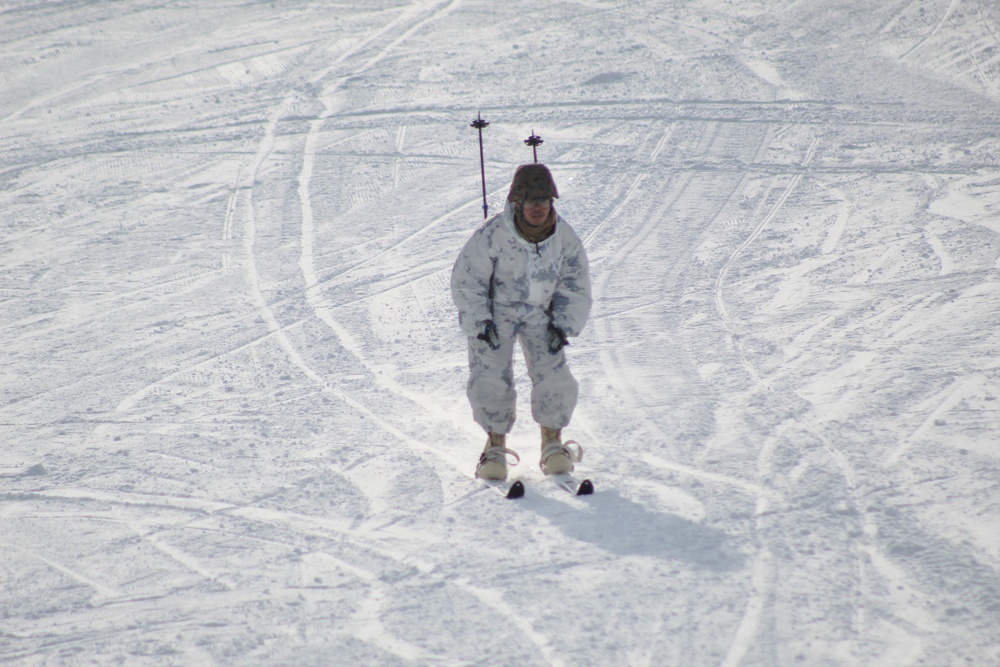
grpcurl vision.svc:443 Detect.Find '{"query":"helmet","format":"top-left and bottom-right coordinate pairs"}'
top-left (507, 163), bottom-right (559, 203)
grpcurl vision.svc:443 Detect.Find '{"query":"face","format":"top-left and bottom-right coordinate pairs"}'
top-left (521, 199), bottom-right (551, 226)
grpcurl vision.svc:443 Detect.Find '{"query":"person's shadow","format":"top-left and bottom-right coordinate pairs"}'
top-left (521, 486), bottom-right (744, 571)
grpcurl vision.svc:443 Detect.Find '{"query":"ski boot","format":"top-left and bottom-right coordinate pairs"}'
top-left (539, 426), bottom-right (583, 475)
top-left (476, 432), bottom-right (520, 481)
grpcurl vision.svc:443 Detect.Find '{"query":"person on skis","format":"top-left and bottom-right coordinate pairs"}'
top-left (451, 163), bottom-right (592, 480)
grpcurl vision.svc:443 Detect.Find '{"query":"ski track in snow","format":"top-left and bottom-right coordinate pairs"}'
top-left (2, 1), bottom-right (1000, 665)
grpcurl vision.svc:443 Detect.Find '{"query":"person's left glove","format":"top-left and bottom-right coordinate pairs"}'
top-left (547, 324), bottom-right (569, 355)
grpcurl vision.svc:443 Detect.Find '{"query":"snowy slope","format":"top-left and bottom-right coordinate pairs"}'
top-left (2, 1), bottom-right (1000, 665)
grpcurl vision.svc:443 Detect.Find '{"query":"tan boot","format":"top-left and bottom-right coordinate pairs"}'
top-left (540, 426), bottom-right (582, 475)
top-left (476, 432), bottom-right (519, 481)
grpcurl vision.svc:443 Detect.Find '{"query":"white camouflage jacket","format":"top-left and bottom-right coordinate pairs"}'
top-left (451, 200), bottom-right (592, 339)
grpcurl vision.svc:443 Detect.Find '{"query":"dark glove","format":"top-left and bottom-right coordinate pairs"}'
top-left (547, 324), bottom-right (569, 355)
top-left (477, 320), bottom-right (501, 350)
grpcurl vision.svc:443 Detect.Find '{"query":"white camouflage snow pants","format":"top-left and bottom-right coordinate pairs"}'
top-left (466, 321), bottom-right (579, 434)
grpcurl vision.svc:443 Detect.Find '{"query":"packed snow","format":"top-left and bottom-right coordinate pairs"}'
top-left (2, 1), bottom-right (1000, 665)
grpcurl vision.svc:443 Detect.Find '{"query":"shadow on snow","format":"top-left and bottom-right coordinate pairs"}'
top-left (522, 487), bottom-right (744, 572)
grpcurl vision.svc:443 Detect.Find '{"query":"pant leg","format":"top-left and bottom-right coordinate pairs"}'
top-left (466, 333), bottom-right (517, 434)
top-left (518, 325), bottom-right (579, 429)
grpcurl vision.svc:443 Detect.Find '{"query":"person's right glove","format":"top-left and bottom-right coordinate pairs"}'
top-left (477, 320), bottom-right (501, 350)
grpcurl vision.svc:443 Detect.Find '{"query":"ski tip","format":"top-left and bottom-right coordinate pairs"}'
top-left (576, 479), bottom-right (594, 496)
top-left (506, 480), bottom-right (526, 499)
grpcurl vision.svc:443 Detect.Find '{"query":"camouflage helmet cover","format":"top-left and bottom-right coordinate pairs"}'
top-left (507, 163), bottom-right (559, 203)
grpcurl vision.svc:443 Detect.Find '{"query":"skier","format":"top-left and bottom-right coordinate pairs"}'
top-left (451, 163), bottom-right (592, 480)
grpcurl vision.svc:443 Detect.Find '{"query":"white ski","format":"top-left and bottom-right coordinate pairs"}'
top-left (480, 478), bottom-right (525, 499)
top-left (550, 474), bottom-right (594, 496)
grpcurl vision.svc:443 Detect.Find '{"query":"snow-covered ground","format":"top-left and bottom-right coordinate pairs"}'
top-left (3, 1), bottom-right (1000, 664)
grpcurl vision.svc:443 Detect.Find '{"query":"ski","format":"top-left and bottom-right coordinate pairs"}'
top-left (480, 478), bottom-right (525, 499)
top-left (505, 480), bottom-right (526, 499)
top-left (551, 474), bottom-right (594, 496)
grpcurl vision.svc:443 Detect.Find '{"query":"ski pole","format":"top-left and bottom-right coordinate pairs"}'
top-left (524, 129), bottom-right (543, 163)
top-left (470, 112), bottom-right (489, 218)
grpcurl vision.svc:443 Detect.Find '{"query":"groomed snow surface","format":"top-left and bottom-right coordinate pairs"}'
top-left (2, 1), bottom-right (1000, 665)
